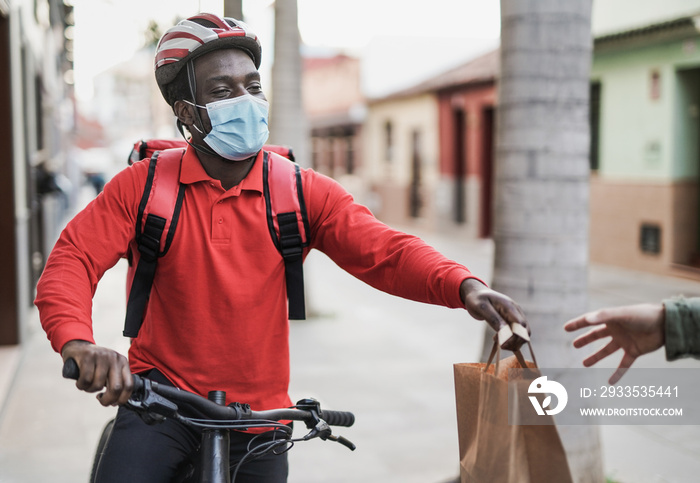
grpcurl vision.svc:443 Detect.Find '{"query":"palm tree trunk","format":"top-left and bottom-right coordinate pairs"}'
top-left (268, 0), bottom-right (309, 167)
top-left (489, 0), bottom-right (603, 481)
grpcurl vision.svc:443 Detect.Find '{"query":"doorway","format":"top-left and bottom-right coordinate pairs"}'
top-left (452, 108), bottom-right (466, 224)
top-left (0, 13), bottom-right (18, 345)
top-left (480, 107), bottom-right (495, 238)
top-left (409, 129), bottom-right (422, 218)
top-left (676, 67), bottom-right (700, 266)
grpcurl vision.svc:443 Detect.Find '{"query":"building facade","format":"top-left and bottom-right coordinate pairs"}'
top-left (590, 12), bottom-right (700, 278)
top-left (363, 49), bottom-right (498, 235)
top-left (1, 0), bottom-right (74, 346)
top-left (435, 50), bottom-right (498, 238)
top-left (364, 90), bottom-right (439, 227)
top-left (303, 54), bottom-right (366, 202)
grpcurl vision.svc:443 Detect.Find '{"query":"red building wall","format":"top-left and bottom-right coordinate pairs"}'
top-left (437, 82), bottom-right (496, 237)
top-left (438, 82), bottom-right (496, 178)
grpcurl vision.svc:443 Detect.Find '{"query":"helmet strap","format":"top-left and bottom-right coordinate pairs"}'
top-left (176, 119), bottom-right (220, 158)
top-left (186, 61), bottom-right (209, 137)
top-left (180, 60), bottom-right (220, 158)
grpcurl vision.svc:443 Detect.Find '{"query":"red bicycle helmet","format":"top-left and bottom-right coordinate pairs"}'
top-left (154, 13), bottom-right (262, 91)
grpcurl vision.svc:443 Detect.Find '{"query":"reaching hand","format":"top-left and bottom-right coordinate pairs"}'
top-left (460, 278), bottom-right (530, 351)
top-left (564, 303), bottom-right (665, 384)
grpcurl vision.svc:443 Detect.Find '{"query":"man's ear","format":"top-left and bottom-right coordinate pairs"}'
top-left (173, 100), bottom-right (195, 127)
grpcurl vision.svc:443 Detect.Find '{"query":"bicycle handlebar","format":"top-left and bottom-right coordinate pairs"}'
top-left (62, 358), bottom-right (355, 429)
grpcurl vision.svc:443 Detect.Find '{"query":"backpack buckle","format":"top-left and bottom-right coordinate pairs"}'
top-left (279, 233), bottom-right (303, 261)
top-left (138, 214), bottom-right (166, 262)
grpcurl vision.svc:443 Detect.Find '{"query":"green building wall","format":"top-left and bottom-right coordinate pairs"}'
top-left (592, 36), bottom-right (700, 180)
top-left (590, 29), bottom-right (700, 277)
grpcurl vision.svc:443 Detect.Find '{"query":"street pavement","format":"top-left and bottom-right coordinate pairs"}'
top-left (2, 228), bottom-right (700, 483)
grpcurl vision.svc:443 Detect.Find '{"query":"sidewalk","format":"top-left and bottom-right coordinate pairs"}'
top-left (1, 233), bottom-right (700, 482)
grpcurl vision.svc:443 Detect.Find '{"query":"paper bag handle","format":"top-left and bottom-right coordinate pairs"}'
top-left (484, 334), bottom-right (538, 375)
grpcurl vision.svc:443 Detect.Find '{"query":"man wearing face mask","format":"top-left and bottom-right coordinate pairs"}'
top-left (35, 13), bottom-right (530, 483)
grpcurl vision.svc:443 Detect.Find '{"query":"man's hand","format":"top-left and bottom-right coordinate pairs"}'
top-left (564, 303), bottom-right (665, 384)
top-left (61, 340), bottom-right (133, 407)
top-left (460, 278), bottom-right (530, 351)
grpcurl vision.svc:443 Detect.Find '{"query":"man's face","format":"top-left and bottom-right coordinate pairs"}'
top-left (188, 48), bottom-right (266, 135)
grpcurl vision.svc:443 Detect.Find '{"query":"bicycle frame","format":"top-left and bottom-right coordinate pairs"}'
top-left (193, 390), bottom-right (233, 483)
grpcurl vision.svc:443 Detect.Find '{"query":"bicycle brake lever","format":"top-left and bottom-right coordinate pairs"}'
top-left (327, 434), bottom-right (356, 451)
top-left (303, 420), bottom-right (331, 441)
top-left (303, 421), bottom-right (356, 451)
top-left (127, 378), bottom-right (179, 425)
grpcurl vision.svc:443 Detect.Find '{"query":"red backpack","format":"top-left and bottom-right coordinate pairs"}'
top-left (123, 139), bottom-right (309, 338)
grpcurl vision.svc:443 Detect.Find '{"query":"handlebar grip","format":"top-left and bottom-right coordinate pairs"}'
top-left (320, 410), bottom-right (355, 427)
top-left (62, 358), bottom-right (144, 394)
top-left (62, 358), bottom-right (80, 380)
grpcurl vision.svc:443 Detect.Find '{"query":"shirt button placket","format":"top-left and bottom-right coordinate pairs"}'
top-left (212, 196), bottom-right (229, 241)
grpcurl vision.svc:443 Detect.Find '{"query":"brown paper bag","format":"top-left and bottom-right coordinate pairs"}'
top-left (454, 341), bottom-right (573, 483)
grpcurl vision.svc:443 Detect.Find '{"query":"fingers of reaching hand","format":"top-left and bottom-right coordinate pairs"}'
top-left (564, 314), bottom-right (590, 332)
top-left (609, 353), bottom-right (636, 385)
top-left (564, 311), bottom-right (606, 332)
top-left (582, 339), bottom-right (620, 367)
top-left (572, 326), bottom-right (610, 349)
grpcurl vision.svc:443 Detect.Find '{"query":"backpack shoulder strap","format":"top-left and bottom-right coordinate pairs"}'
top-left (263, 150), bottom-right (309, 320)
top-left (124, 148), bottom-right (186, 337)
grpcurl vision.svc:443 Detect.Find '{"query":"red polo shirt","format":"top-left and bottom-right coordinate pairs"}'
top-left (36, 146), bottom-right (478, 410)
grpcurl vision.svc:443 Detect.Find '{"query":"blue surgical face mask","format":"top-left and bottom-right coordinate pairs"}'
top-left (188, 95), bottom-right (269, 161)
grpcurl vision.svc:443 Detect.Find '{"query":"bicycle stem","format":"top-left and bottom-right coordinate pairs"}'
top-left (201, 391), bottom-right (232, 483)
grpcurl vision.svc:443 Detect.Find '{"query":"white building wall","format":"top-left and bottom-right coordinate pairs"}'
top-left (364, 93), bottom-right (440, 227)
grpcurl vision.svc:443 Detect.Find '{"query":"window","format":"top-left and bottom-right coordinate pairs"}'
top-left (640, 223), bottom-right (661, 254)
top-left (409, 130), bottom-right (422, 218)
top-left (650, 70), bottom-right (661, 100)
top-left (384, 120), bottom-right (393, 163)
top-left (345, 136), bottom-right (354, 174)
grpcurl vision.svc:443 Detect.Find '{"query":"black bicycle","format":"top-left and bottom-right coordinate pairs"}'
top-left (62, 359), bottom-right (356, 483)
